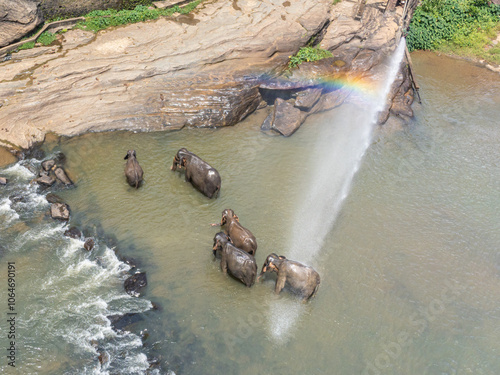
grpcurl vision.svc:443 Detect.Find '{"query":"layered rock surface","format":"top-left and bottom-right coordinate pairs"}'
top-left (0, 0), bottom-right (331, 149)
top-left (0, 0), bottom-right (43, 48)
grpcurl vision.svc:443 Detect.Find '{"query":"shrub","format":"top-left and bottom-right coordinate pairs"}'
top-left (407, 0), bottom-right (500, 52)
top-left (37, 32), bottom-right (57, 46)
top-left (288, 46), bottom-right (333, 69)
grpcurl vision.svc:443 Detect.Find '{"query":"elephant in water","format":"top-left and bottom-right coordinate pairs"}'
top-left (220, 209), bottom-right (257, 256)
top-left (212, 232), bottom-right (257, 287)
top-left (258, 253), bottom-right (320, 301)
top-left (171, 148), bottom-right (221, 198)
top-left (124, 150), bottom-right (144, 188)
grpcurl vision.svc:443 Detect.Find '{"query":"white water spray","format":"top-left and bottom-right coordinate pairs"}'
top-left (268, 38), bottom-right (407, 341)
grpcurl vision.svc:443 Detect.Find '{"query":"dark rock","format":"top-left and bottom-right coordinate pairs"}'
top-left (21, 146), bottom-right (45, 161)
top-left (9, 194), bottom-right (27, 204)
top-left (0, 177), bottom-right (7, 185)
top-left (124, 272), bottom-right (147, 296)
top-left (270, 98), bottom-right (306, 137)
top-left (107, 312), bottom-right (144, 330)
top-left (260, 112), bottom-right (274, 131)
top-left (46, 193), bottom-right (64, 204)
top-left (0, 0), bottom-right (43, 48)
top-left (64, 227), bottom-right (82, 239)
top-left (151, 301), bottom-right (162, 311)
top-left (50, 202), bottom-right (70, 220)
top-left (295, 88), bottom-right (322, 111)
top-left (41, 159), bottom-right (55, 171)
top-left (36, 174), bottom-right (56, 187)
top-left (84, 238), bottom-right (95, 251)
top-left (54, 167), bottom-right (73, 185)
top-left (53, 151), bottom-right (66, 165)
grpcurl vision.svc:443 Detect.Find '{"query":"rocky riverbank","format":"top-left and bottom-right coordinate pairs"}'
top-left (0, 0), bottom-right (413, 152)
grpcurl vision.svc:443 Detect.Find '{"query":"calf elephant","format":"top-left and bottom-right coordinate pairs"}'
top-left (212, 232), bottom-right (257, 287)
top-left (220, 209), bottom-right (257, 256)
top-left (258, 253), bottom-right (320, 301)
top-left (171, 148), bottom-right (221, 199)
top-left (124, 150), bottom-right (144, 188)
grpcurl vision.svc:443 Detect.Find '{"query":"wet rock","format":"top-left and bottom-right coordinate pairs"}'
top-left (36, 174), bottom-right (56, 187)
top-left (97, 349), bottom-right (109, 366)
top-left (108, 312), bottom-right (144, 330)
top-left (64, 227), bottom-right (82, 239)
top-left (41, 159), bottom-right (55, 171)
top-left (0, 177), bottom-right (7, 185)
top-left (9, 194), bottom-right (27, 204)
top-left (295, 88), bottom-right (323, 111)
top-left (50, 202), bottom-right (70, 220)
top-left (310, 88), bottom-right (352, 114)
top-left (270, 98), bottom-right (305, 137)
top-left (38, 168), bottom-right (49, 177)
top-left (84, 238), bottom-right (95, 251)
top-left (53, 151), bottom-right (66, 165)
top-left (260, 112), bottom-right (274, 131)
top-left (124, 272), bottom-right (147, 296)
top-left (0, 0), bottom-right (43, 48)
top-left (20, 146), bottom-right (45, 161)
top-left (54, 167), bottom-right (73, 185)
top-left (46, 192), bottom-right (64, 204)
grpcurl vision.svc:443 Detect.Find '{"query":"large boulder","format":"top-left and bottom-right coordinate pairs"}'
top-left (0, 0), bottom-right (43, 48)
top-left (269, 98), bottom-right (306, 137)
top-left (50, 202), bottom-right (70, 220)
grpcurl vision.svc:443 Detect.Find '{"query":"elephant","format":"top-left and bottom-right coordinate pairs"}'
top-left (220, 209), bottom-right (257, 256)
top-left (124, 150), bottom-right (144, 188)
top-left (258, 253), bottom-right (320, 301)
top-left (171, 148), bottom-right (221, 199)
top-left (212, 232), bottom-right (257, 287)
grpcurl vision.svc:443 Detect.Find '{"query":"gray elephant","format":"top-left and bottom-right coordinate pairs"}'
top-left (258, 253), bottom-right (320, 301)
top-left (212, 232), bottom-right (257, 287)
top-left (220, 209), bottom-right (257, 256)
top-left (171, 148), bottom-right (221, 199)
top-left (124, 150), bottom-right (144, 188)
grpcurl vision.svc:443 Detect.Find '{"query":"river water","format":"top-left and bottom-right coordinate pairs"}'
top-left (1, 52), bottom-right (499, 374)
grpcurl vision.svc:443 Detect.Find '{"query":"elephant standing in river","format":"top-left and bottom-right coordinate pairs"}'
top-left (220, 209), bottom-right (257, 256)
top-left (258, 253), bottom-right (320, 301)
top-left (171, 148), bottom-right (221, 198)
top-left (124, 150), bottom-right (144, 188)
top-left (213, 232), bottom-right (257, 287)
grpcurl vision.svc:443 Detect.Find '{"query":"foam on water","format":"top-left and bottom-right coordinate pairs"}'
top-left (0, 160), bottom-right (152, 374)
top-left (268, 39), bottom-right (408, 342)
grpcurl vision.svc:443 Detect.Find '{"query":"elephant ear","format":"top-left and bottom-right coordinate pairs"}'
top-left (124, 153), bottom-right (129, 160)
top-left (278, 255), bottom-right (286, 260)
top-left (133, 150), bottom-right (137, 158)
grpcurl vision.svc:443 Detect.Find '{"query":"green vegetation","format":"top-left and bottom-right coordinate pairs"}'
top-left (407, 0), bottom-right (500, 64)
top-left (18, 41), bottom-right (36, 51)
top-left (37, 32), bottom-right (57, 46)
top-left (288, 46), bottom-right (333, 69)
top-left (78, 1), bottom-right (203, 32)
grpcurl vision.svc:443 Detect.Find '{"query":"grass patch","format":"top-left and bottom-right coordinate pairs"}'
top-left (37, 32), bottom-right (57, 46)
top-left (77, 1), bottom-right (203, 33)
top-left (288, 46), bottom-right (333, 69)
top-left (407, 0), bottom-right (500, 64)
top-left (18, 41), bottom-right (36, 51)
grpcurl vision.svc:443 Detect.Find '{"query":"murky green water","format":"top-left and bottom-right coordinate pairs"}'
top-left (1, 52), bottom-right (500, 374)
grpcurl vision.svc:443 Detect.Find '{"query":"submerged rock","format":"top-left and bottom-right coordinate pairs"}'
top-left (50, 202), bottom-right (70, 220)
top-left (107, 312), bottom-right (144, 330)
top-left (124, 272), bottom-right (147, 296)
top-left (46, 193), bottom-right (65, 204)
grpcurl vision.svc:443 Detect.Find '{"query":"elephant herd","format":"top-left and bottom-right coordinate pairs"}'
top-left (124, 148), bottom-right (320, 301)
